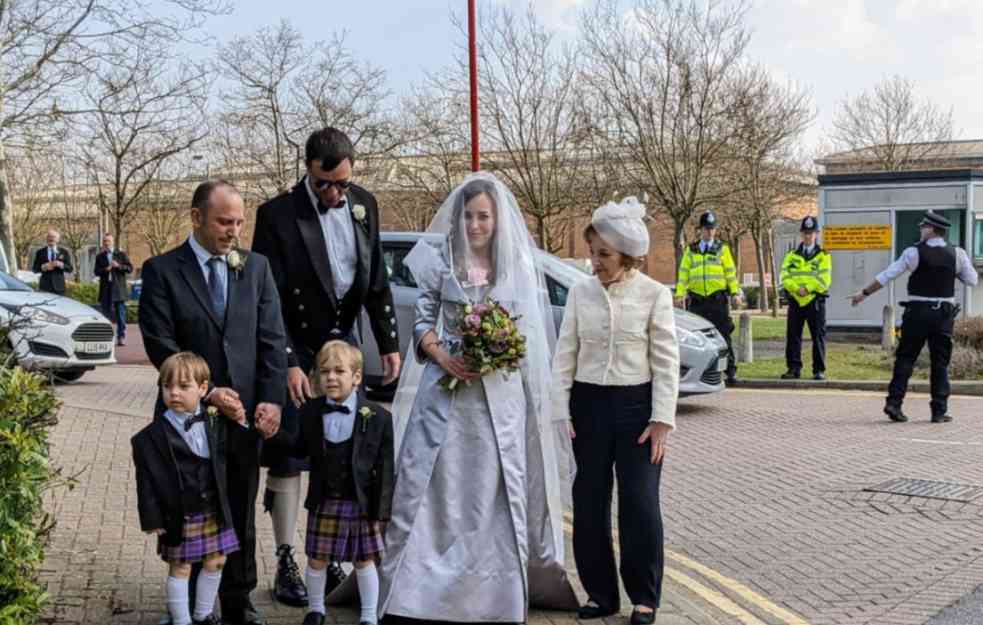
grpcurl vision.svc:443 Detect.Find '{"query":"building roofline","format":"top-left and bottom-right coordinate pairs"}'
top-left (818, 168), bottom-right (983, 186)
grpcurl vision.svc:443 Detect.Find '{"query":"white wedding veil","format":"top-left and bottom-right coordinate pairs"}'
top-left (389, 171), bottom-right (576, 602)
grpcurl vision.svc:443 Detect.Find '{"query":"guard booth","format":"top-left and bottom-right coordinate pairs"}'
top-left (817, 169), bottom-right (983, 329)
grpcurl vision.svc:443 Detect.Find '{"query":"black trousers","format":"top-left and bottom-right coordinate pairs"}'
top-left (887, 302), bottom-right (955, 417)
top-left (687, 292), bottom-right (736, 378)
top-left (785, 296), bottom-right (827, 374)
top-left (571, 382), bottom-right (664, 611)
top-left (219, 427), bottom-right (262, 618)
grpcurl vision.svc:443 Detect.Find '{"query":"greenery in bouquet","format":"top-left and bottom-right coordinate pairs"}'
top-left (439, 299), bottom-right (527, 391)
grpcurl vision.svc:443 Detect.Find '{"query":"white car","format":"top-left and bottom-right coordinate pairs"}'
top-left (0, 271), bottom-right (116, 382)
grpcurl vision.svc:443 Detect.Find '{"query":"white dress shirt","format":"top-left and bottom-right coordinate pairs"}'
top-left (305, 177), bottom-right (357, 300)
top-left (164, 407), bottom-right (211, 459)
top-left (188, 235), bottom-right (228, 296)
top-left (551, 270), bottom-right (680, 428)
top-left (104, 248), bottom-right (114, 281)
top-left (47, 246), bottom-right (58, 262)
top-left (875, 237), bottom-right (979, 301)
top-left (322, 390), bottom-right (359, 443)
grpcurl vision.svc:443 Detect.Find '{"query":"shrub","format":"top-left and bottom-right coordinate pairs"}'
top-left (954, 316), bottom-right (983, 351)
top-left (0, 362), bottom-right (65, 625)
top-left (949, 344), bottom-right (983, 380)
top-left (63, 282), bottom-right (99, 307)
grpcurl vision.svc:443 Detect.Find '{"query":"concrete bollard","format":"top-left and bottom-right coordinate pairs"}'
top-left (738, 312), bottom-right (753, 363)
top-left (882, 305), bottom-right (895, 351)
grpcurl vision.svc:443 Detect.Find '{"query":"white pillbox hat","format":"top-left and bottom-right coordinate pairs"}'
top-left (590, 196), bottom-right (650, 258)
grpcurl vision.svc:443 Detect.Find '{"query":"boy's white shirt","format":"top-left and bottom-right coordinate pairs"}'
top-left (323, 389), bottom-right (359, 443)
top-left (164, 404), bottom-right (210, 459)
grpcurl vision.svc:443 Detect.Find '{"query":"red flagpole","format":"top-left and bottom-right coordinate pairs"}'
top-left (468, 0), bottom-right (480, 172)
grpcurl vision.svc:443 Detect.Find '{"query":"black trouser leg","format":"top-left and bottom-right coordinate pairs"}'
top-left (807, 299), bottom-right (827, 375)
top-left (927, 315), bottom-right (954, 417)
top-left (220, 429), bottom-right (261, 618)
top-left (887, 310), bottom-right (927, 409)
top-left (571, 386), bottom-right (620, 612)
top-left (785, 299), bottom-right (806, 374)
top-left (690, 295), bottom-right (735, 378)
top-left (615, 415), bottom-right (664, 610)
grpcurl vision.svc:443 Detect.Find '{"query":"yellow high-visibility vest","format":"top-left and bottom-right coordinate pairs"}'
top-left (675, 240), bottom-right (739, 298)
top-left (780, 245), bottom-right (832, 306)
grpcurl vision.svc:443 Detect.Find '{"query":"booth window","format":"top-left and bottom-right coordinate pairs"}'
top-left (975, 216), bottom-right (983, 260)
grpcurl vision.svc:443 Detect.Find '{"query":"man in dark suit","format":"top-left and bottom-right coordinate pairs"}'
top-left (140, 180), bottom-right (288, 625)
top-left (32, 229), bottom-right (73, 295)
top-left (251, 127), bottom-right (401, 606)
top-left (94, 234), bottom-right (133, 346)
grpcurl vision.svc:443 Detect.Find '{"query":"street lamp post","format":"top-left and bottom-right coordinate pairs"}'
top-left (468, 0), bottom-right (480, 172)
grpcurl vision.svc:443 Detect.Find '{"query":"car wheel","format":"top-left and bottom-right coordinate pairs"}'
top-left (53, 370), bottom-right (86, 383)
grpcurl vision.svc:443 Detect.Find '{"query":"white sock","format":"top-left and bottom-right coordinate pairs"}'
top-left (193, 569), bottom-right (223, 621)
top-left (267, 474), bottom-right (302, 548)
top-left (306, 565), bottom-right (327, 615)
top-left (166, 576), bottom-right (192, 625)
top-left (356, 563), bottom-right (379, 624)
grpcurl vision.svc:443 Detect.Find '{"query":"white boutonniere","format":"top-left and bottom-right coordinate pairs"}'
top-left (352, 204), bottom-right (367, 223)
top-left (359, 406), bottom-right (374, 433)
top-left (207, 405), bottom-right (218, 428)
top-left (227, 248), bottom-right (246, 278)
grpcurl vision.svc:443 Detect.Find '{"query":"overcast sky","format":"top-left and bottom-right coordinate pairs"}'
top-left (191, 0), bottom-right (983, 155)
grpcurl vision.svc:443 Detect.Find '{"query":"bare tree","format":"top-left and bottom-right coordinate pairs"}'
top-left (6, 147), bottom-right (59, 268)
top-left (580, 0), bottom-right (753, 273)
top-left (214, 20), bottom-right (396, 204)
top-left (54, 170), bottom-right (97, 284)
top-left (0, 0), bottom-right (228, 270)
top-left (133, 176), bottom-right (187, 257)
top-left (729, 68), bottom-right (813, 314)
top-left (78, 43), bottom-right (210, 242)
top-left (827, 75), bottom-right (955, 172)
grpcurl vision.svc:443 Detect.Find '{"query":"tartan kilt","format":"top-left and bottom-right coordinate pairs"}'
top-left (157, 510), bottom-right (239, 563)
top-left (305, 498), bottom-right (384, 563)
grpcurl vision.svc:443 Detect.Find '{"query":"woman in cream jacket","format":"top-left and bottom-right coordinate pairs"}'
top-left (552, 197), bottom-right (680, 625)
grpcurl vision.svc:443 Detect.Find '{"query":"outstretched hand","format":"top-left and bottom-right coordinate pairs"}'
top-left (209, 387), bottom-right (245, 424)
top-left (637, 422), bottom-right (671, 465)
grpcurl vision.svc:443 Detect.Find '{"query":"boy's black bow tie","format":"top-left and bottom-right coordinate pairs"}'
top-left (184, 412), bottom-right (208, 431)
top-left (324, 403), bottom-right (351, 414)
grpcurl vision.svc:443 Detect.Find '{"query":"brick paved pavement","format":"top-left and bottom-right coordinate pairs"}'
top-left (41, 366), bottom-right (742, 625)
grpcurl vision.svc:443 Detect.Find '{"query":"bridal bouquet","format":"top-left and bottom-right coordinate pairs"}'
top-left (439, 299), bottom-right (527, 392)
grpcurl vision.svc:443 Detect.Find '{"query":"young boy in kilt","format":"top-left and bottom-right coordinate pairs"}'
top-left (132, 352), bottom-right (241, 625)
top-left (268, 340), bottom-right (394, 625)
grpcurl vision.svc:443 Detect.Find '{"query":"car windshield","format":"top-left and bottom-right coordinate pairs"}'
top-left (0, 272), bottom-right (33, 292)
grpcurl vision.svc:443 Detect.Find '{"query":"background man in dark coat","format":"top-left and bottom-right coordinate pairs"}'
top-left (251, 127), bottom-right (401, 605)
top-left (33, 229), bottom-right (73, 295)
top-left (94, 233), bottom-right (133, 346)
top-left (139, 180), bottom-right (288, 625)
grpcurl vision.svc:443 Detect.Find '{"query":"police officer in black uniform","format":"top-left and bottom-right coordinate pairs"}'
top-left (850, 210), bottom-right (979, 423)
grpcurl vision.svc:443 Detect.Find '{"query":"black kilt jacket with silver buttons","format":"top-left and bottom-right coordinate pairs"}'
top-left (252, 182), bottom-right (399, 369)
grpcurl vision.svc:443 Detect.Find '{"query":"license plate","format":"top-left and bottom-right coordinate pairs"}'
top-left (77, 341), bottom-right (112, 354)
top-left (716, 358), bottom-right (728, 372)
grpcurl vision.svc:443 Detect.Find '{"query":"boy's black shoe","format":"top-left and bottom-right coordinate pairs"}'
top-left (302, 612), bottom-right (325, 625)
top-left (630, 608), bottom-right (656, 625)
top-left (193, 615), bottom-right (222, 625)
top-left (577, 602), bottom-right (617, 620)
top-left (274, 545), bottom-right (309, 607)
top-left (325, 561), bottom-right (347, 595)
top-left (884, 404), bottom-right (908, 422)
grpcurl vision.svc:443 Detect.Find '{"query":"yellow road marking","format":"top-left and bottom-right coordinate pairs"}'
top-left (562, 514), bottom-right (813, 625)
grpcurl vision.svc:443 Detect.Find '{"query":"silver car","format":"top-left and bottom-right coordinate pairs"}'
top-left (361, 233), bottom-right (727, 399)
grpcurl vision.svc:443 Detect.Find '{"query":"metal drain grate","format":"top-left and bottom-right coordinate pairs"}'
top-left (864, 478), bottom-right (983, 502)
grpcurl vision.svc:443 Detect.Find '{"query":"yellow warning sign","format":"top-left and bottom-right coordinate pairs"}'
top-left (823, 224), bottom-right (892, 250)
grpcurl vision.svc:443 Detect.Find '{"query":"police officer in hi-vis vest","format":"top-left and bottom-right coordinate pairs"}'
top-left (675, 210), bottom-right (743, 385)
top-left (780, 216), bottom-right (831, 380)
top-left (850, 210), bottom-right (978, 423)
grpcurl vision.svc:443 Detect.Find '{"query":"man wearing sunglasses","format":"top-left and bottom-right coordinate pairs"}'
top-left (252, 127), bottom-right (401, 614)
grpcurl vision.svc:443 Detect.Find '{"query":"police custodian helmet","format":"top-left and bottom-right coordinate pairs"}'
top-left (800, 215), bottom-right (818, 232)
top-left (699, 211), bottom-right (717, 228)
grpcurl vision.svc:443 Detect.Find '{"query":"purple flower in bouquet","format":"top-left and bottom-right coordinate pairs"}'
top-left (465, 314), bottom-right (482, 329)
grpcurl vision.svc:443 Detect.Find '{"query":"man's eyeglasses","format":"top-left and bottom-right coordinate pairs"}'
top-left (311, 175), bottom-right (352, 191)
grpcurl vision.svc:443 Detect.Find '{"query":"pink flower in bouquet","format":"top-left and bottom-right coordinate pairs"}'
top-left (467, 267), bottom-right (489, 287)
top-left (474, 303), bottom-right (489, 314)
top-left (465, 314), bottom-right (482, 328)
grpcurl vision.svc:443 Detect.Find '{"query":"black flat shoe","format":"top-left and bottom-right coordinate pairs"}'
top-left (780, 371), bottom-right (800, 380)
top-left (884, 405), bottom-right (908, 422)
top-left (577, 603), bottom-right (617, 620)
top-left (931, 414), bottom-right (953, 423)
top-left (273, 545), bottom-right (309, 607)
top-left (302, 613), bottom-right (325, 625)
top-left (630, 608), bottom-right (656, 625)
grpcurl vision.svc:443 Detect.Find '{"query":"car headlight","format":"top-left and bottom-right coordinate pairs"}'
top-left (677, 327), bottom-right (707, 348)
top-left (1, 303), bottom-right (70, 325)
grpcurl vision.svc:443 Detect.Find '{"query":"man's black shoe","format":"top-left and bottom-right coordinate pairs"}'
top-left (813, 372), bottom-right (826, 380)
top-left (273, 544), bottom-right (308, 607)
top-left (302, 612), bottom-right (325, 625)
top-left (193, 615), bottom-right (222, 625)
top-left (884, 405), bottom-right (908, 422)
top-left (725, 375), bottom-right (739, 386)
top-left (577, 603), bottom-right (617, 620)
top-left (325, 561), bottom-right (347, 595)
top-left (630, 609), bottom-right (657, 625)
top-left (781, 371), bottom-right (800, 380)
top-left (223, 603), bottom-right (266, 625)
top-left (931, 414), bottom-right (954, 423)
